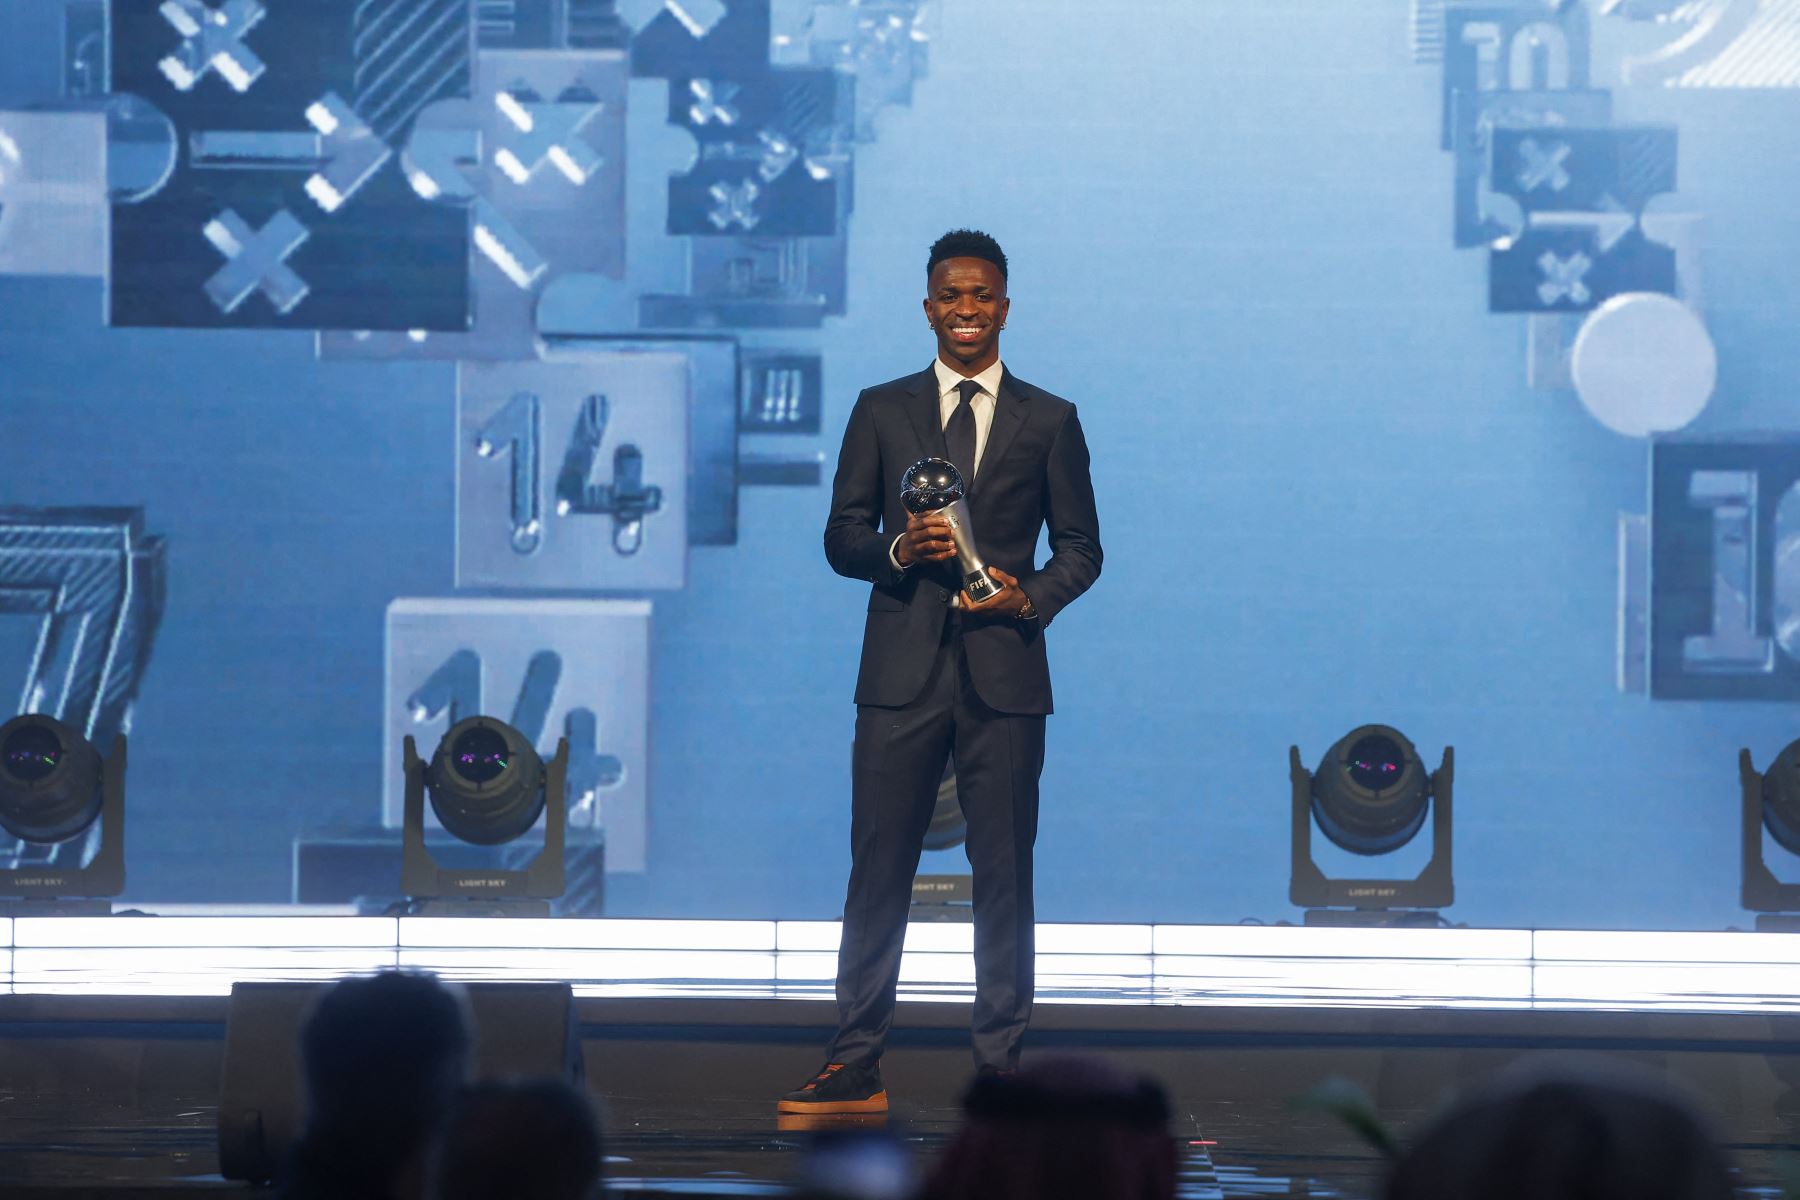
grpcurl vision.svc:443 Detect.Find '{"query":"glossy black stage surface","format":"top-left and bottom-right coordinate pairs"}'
top-left (6, 994), bottom-right (1800, 1198)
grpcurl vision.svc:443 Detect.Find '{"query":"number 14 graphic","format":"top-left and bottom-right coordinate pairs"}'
top-left (476, 392), bottom-right (664, 557)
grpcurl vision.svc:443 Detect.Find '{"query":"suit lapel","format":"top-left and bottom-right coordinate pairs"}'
top-left (974, 369), bottom-right (1029, 494)
top-left (901, 366), bottom-right (956, 590)
top-left (903, 366), bottom-right (945, 460)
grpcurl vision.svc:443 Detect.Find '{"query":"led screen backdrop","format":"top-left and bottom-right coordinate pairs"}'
top-left (4, 0), bottom-right (1800, 928)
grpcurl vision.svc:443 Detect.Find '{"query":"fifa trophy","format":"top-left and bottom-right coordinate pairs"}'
top-left (900, 457), bottom-right (998, 602)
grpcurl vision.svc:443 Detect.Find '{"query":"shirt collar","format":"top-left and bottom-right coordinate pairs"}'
top-left (933, 356), bottom-right (1005, 401)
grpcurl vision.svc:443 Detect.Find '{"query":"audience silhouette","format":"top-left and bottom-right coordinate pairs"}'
top-left (1384, 1058), bottom-right (1738, 1200)
top-left (919, 1056), bottom-right (1177, 1200)
top-left (268, 972), bottom-right (1752, 1200)
top-left (430, 1076), bottom-right (605, 1200)
top-left (277, 970), bottom-right (473, 1200)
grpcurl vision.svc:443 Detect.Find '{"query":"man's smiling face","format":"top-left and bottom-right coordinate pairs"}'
top-left (925, 256), bottom-right (1009, 376)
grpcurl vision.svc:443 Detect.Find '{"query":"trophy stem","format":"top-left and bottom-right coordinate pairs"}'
top-left (941, 498), bottom-right (997, 602)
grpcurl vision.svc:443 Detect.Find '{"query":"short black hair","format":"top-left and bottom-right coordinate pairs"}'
top-left (928, 229), bottom-right (1007, 281)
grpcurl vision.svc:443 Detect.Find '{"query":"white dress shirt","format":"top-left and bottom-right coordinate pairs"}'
top-left (889, 358), bottom-right (1006, 574)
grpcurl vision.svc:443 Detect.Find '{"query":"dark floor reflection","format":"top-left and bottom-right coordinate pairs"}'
top-left (0, 1087), bottom-right (1795, 1197)
top-left (576, 1092), bottom-right (1374, 1199)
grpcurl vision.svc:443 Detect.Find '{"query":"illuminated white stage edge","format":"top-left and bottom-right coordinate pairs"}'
top-left (3, 916), bottom-right (1799, 1011)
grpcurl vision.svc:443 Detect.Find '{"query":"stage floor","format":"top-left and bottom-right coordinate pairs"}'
top-left (6, 916), bottom-right (1800, 1195)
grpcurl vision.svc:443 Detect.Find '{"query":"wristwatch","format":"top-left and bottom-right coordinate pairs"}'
top-left (1017, 596), bottom-right (1038, 622)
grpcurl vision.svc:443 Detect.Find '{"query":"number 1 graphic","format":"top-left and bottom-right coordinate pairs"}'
top-left (475, 392), bottom-right (542, 553)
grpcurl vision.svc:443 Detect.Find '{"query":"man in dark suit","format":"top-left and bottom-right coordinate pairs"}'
top-left (779, 230), bottom-right (1102, 1114)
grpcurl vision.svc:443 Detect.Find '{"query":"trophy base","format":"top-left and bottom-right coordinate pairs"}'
top-left (963, 570), bottom-right (998, 602)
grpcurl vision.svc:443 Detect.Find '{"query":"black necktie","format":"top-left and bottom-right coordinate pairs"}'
top-left (946, 378), bottom-right (981, 482)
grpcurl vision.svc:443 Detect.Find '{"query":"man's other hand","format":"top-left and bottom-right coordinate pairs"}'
top-left (963, 567), bottom-right (1031, 619)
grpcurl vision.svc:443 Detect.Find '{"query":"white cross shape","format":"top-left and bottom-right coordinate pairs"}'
top-left (202, 207), bottom-right (309, 314)
top-left (157, 0), bottom-right (266, 93)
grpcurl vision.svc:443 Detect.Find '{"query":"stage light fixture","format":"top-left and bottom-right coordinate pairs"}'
top-left (426, 718), bottom-right (546, 845)
top-left (1289, 725), bottom-right (1453, 926)
top-left (400, 716), bottom-right (567, 915)
top-left (0, 714), bottom-right (125, 910)
top-left (1735, 742), bottom-right (1800, 930)
top-left (1311, 728), bottom-right (1431, 855)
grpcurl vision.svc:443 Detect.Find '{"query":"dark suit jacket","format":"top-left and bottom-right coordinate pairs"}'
top-left (824, 365), bottom-right (1102, 715)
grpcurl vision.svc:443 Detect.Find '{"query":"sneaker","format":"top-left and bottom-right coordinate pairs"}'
top-left (777, 1061), bottom-right (888, 1114)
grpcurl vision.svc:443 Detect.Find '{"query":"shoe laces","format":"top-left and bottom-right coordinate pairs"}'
top-left (802, 1063), bottom-right (846, 1091)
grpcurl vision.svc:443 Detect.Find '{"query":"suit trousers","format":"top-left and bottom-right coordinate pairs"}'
top-left (828, 613), bottom-right (1047, 1070)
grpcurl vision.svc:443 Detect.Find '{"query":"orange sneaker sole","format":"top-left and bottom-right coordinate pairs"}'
top-left (776, 1091), bottom-right (889, 1114)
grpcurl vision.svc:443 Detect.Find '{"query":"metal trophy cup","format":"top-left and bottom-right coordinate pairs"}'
top-left (900, 457), bottom-right (998, 602)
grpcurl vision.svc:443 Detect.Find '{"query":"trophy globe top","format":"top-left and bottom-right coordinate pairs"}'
top-left (901, 457), bottom-right (965, 515)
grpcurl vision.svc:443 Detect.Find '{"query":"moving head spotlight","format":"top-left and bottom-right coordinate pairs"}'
top-left (0, 714), bottom-right (125, 907)
top-left (2, 716), bottom-right (102, 843)
top-left (1289, 725), bottom-right (1453, 926)
top-left (1311, 727), bottom-right (1431, 856)
top-left (427, 718), bottom-right (546, 846)
top-left (1737, 743), bottom-right (1800, 930)
top-left (402, 716), bottom-right (567, 914)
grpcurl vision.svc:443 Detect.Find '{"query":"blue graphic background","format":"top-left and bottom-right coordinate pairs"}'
top-left (5, 0), bottom-right (1800, 928)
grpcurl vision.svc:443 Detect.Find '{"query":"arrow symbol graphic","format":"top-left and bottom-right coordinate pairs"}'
top-left (189, 92), bottom-right (390, 213)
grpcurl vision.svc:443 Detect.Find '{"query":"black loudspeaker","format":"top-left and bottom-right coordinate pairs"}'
top-left (218, 980), bottom-right (582, 1184)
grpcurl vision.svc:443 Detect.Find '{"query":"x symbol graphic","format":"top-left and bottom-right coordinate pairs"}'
top-left (202, 208), bottom-right (309, 314)
top-left (1516, 137), bottom-right (1572, 193)
top-left (1535, 249), bottom-right (1593, 306)
top-left (491, 87), bottom-right (607, 187)
top-left (707, 179), bottom-right (761, 230)
top-left (157, 0), bottom-right (266, 93)
top-left (687, 80), bottom-right (741, 127)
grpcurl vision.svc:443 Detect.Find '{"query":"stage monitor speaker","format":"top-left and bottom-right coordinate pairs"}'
top-left (218, 979), bottom-right (581, 1184)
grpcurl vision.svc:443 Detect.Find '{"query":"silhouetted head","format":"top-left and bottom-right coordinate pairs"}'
top-left (282, 971), bottom-right (473, 1200)
top-left (920, 1056), bottom-right (1177, 1200)
top-left (431, 1077), bottom-right (604, 1200)
top-left (1384, 1058), bottom-right (1737, 1200)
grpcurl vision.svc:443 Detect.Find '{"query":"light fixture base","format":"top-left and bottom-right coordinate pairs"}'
top-left (0, 897), bottom-right (114, 917)
top-left (396, 896), bottom-right (553, 918)
top-left (1301, 907), bottom-right (1447, 928)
